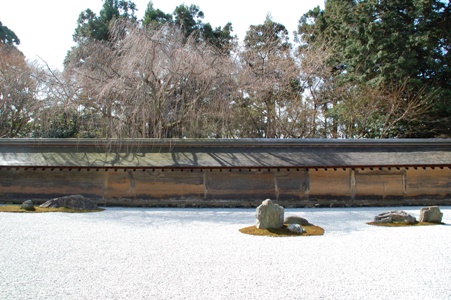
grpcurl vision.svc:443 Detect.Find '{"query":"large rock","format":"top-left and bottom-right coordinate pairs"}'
top-left (255, 199), bottom-right (284, 229)
top-left (284, 215), bottom-right (312, 226)
top-left (39, 195), bottom-right (97, 210)
top-left (373, 210), bottom-right (417, 224)
top-left (20, 200), bottom-right (35, 211)
top-left (419, 206), bottom-right (443, 223)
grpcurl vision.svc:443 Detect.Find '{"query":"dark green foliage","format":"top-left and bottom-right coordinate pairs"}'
top-left (244, 16), bottom-right (290, 54)
top-left (33, 111), bottom-right (79, 138)
top-left (142, 2), bottom-right (172, 28)
top-left (142, 2), bottom-right (235, 51)
top-left (298, 0), bottom-right (451, 137)
top-left (173, 4), bottom-right (204, 38)
top-left (0, 21), bottom-right (20, 45)
top-left (200, 22), bottom-right (234, 51)
top-left (73, 0), bottom-right (137, 42)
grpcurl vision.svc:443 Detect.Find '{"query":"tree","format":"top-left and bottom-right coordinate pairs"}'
top-left (173, 4), bottom-right (204, 39)
top-left (65, 21), bottom-right (236, 139)
top-left (73, 0), bottom-right (137, 43)
top-left (65, 2), bottom-right (237, 139)
top-left (295, 36), bottom-right (341, 138)
top-left (234, 15), bottom-right (302, 138)
top-left (0, 21), bottom-right (20, 45)
top-left (0, 45), bottom-right (34, 137)
top-left (0, 21), bottom-right (82, 138)
top-left (142, 1), bottom-right (172, 28)
top-left (142, 3), bottom-right (235, 52)
top-left (327, 81), bottom-right (436, 138)
top-left (28, 61), bottom-right (87, 138)
top-left (298, 0), bottom-right (450, 137)
top-left (201, 22), bottom-right (235, 53)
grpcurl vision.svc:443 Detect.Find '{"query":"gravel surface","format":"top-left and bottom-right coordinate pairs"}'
top-left (1, 206), bottom-right (450, 300)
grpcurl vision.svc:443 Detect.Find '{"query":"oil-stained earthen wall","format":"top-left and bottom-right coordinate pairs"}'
top-left (1, 167), bottom-right (450, 207)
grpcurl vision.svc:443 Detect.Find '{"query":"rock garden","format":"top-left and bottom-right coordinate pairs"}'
top-left (238, 199), bottom-right (445, 237)
top-left (1, 196), bottom-right (445, 235)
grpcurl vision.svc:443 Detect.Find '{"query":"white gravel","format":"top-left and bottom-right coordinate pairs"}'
top-left (1, 206), bottom-right (450, 300)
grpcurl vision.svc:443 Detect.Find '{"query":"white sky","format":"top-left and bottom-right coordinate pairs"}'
top-left (1, 0), bottom-right (324, 69)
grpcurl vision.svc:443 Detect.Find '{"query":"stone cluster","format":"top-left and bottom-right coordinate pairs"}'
top-left (373, 210), bottom-right (417, 224)
top-left (255, 199), bottom-right (311, 234)
top-left (373, 206), bottom-right (444, 224)
top-left (39, 195), bottom-right (97, 210)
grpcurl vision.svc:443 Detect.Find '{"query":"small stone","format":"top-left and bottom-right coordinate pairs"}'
top-left (20, 200), bottom-right (35, 211)
top-left (287, 224), bottom-right (305, 234)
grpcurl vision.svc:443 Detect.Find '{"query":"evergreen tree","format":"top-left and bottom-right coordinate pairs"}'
top-left (298, 0), bottom-right (451, 137)
top-left (73, 0), bottom-right (137, 43)
top-left (173, 4), bottom-right (204, 38)
top-left (0, 21), bottom-right (20, 45)
top-left (142, 2), bottom-right (235, 52)
top-left (142, 1), bottom-right (172, 28)
top-left (236, 16), bottom-right (301, 138)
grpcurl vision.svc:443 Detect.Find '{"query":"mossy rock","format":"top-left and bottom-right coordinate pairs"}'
top-left (239, 224), bottom-right (324, 237)
top-left (0, 205), bottom-right (104, 213)
top-left (367, 221), bottom-right (444, 227)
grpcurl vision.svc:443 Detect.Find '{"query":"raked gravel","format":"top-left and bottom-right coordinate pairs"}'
top-left (1, 206), bottom-right (450, 300)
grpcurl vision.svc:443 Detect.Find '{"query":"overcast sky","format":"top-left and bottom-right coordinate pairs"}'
top-left (1, 0), bottom-right (324, 69)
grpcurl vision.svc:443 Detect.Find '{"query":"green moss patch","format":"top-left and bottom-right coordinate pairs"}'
top-left (367, 221), bottom-right (444, 227)
top-left (239, 224), bottom-right (324, 237)
top-left (0, 205), bottom-right (104, 213)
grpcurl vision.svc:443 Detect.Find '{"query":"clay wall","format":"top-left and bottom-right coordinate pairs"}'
top-left (1, 167), bottom-right (450, 207)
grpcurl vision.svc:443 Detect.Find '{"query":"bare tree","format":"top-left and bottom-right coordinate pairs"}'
top-left (0, 45), bottom-right (37, 137)
top-left (296, 38), bottom-right (339, 138)
top-left (326, 81), bottom-right (435, 138)
top-left (25, 58), bottom-right (88, 138)
top-left (65, 20), bottom-right (237, 139)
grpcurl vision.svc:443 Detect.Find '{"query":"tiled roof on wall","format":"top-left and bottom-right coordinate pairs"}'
top-left (1, 138), bottom-right (450, 169)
